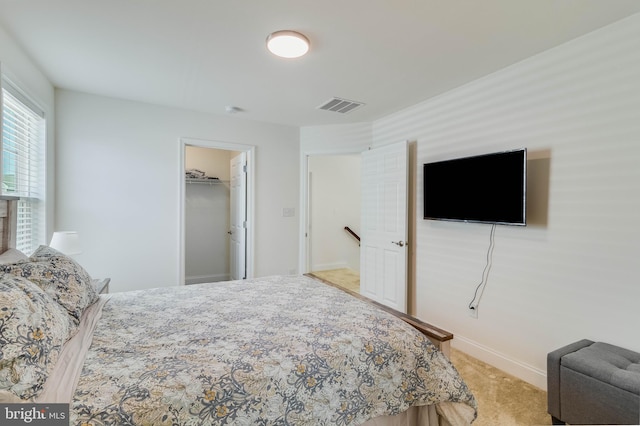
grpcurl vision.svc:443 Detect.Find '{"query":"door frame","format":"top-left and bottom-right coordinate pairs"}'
top-left (179, 137), bottom-right (255, 285)
top-left (299, 147), bottom-right (363, 275)
top-left (299, 142), bottom-right (416, 314)
top-left (229, 151), bottom-right (247, 280)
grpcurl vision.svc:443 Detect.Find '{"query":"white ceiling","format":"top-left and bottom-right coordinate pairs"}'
top-left (1, 1), bottom-right (639, 127)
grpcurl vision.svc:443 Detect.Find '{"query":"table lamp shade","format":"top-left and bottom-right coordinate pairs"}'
top-left (49, 231), bottom-right (81, 255)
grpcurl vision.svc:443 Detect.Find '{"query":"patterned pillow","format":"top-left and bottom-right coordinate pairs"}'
top-left (0, 245), bottom-right (98, 324)
top-left (0, 273), bottom-right (73, 400)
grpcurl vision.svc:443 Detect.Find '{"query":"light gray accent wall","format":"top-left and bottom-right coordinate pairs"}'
top-left (370, 13), bottom-right (640, 389)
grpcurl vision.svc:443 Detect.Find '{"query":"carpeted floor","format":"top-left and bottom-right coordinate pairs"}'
top-left (451, 349), bottom-right (551, 425)
top-left (309, 268), bottom-right (360, 293)
top-left (309, 267), bottom-right (551, 425)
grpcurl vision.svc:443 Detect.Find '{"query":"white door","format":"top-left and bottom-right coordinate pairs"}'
top-left (360, 141), bottom-right (408, 313)
top-left (230, 152), bottom-right (247, 280)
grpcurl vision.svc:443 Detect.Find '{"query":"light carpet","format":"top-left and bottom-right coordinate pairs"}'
top-left (451, 349), bottom-right (551, 425)
top-left (309, 268), bottom-right (360, 293)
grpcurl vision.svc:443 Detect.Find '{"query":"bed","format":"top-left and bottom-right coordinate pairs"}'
top-left (0, 198), bottom-right (476, 425)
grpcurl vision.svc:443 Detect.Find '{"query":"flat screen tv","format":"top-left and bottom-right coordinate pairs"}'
top-left (423, 148), bottom-right (527, 226)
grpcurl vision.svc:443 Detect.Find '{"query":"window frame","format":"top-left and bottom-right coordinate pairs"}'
top-left (0, 72), bottom-right (47, 255)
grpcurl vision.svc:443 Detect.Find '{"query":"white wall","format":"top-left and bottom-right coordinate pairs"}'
top-left (308, 155), bottom-right (361, 272)
top-left (55, 90), bottom-right (300, 292)
top-left (0, 23), bottom-right (55, 241)
top-left (301, 13), bottom-right (640, 390)
top-left (300, 123), bottom-right (373, 154)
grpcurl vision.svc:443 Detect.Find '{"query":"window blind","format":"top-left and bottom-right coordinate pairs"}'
top-left (1, 79), bottom-right (45, 255)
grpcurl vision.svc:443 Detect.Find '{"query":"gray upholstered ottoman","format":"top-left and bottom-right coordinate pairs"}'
top-left (548, 339), bottom-right (640, 425)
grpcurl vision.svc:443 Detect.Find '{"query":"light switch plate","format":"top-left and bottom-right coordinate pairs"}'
top-left (282, 207), bottom-right (295, 217)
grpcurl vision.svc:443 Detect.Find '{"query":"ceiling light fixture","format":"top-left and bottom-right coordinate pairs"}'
top-left (266, 30), bottom-right (310, 59)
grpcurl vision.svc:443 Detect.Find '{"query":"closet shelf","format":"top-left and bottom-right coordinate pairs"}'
top-left (186, 178), bottom-right (229, 185)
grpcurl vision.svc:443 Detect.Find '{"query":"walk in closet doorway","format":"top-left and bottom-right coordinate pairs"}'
top-left (179, 138), bottom-right (255, 286)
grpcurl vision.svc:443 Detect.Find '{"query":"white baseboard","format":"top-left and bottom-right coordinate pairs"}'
top-left (452, 335), bottom-right (547, 391)
top-left (185, 273), bottom-right (230, 285)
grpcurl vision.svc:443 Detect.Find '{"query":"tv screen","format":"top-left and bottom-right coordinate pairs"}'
top-left (423, 149), bottom-right (526, 226)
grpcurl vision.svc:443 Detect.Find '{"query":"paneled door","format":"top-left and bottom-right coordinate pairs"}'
top-left (360, 141), bottom-right (408, 313)
top-left (230, 152), bottom-right (247, 280)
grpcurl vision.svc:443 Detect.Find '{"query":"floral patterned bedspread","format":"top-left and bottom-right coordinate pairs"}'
top-left (71, 275), bottom-right (476, 425)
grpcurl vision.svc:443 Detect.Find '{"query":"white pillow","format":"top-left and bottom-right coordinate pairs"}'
top-left (0, 248), bottom-right (28, 264)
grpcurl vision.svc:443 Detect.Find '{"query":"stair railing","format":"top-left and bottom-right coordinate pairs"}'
top-left (344, 226), bottom-right (360, 246)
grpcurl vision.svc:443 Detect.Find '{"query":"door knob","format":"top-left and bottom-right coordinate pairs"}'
top-left (391, 240), bottom-right (406, 247)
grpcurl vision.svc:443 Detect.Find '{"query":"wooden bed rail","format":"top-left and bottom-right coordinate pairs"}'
top-left (305, 273), bottom-right (453, 357)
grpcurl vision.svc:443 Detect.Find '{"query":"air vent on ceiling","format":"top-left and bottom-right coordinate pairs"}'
top-left (317, 97), bottom-right (364, 114)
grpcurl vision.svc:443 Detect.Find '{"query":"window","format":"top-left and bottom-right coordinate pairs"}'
top-left (1, 78), bottom-right (45, 255)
